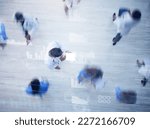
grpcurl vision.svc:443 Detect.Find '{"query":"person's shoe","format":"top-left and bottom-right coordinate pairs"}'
top-left (113, 42), bottom-right (117, 46)
top-left (112, 33), bottom-right (122, 45)
top-left (141, 79), bottom-right (147, 86)
top-left (0, 43), bottom-right (6, 50)
top-left (141, 80), bottom-right (145, 86)
top-left (55, 66), bottom-right (61, 70)
top-left (112, 37), bottom-right (117, 46)
top-left (113, 13), bottom-right (116, 21)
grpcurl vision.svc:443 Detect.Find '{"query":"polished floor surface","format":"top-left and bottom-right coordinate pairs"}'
top-left (0, 0), bottom-right (150, 111)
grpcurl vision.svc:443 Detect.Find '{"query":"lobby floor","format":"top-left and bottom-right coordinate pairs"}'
top-left (0, 0), bottom-right (150, 111)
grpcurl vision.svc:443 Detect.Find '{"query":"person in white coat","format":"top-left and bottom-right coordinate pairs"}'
top-left (112, 8), bottom-right (141, 45)
top-left (45, 41), bottom-right (69, 70)
top-left (137, 59), bottom-right (150, 86)
top-left (63, 0), bottom-right (81, 16)
top-left (14, 12), bottom-right (39, 45)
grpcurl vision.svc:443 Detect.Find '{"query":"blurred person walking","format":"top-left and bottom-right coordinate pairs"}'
top-left (115, 87), bottom-right (137, 104)
top-left (77, 65), bottom-right (105, 89)
top-left (112, 8), bottom-right (141, 45)
top-left (137, 59), bottom-right (150, 86)
top-left (0, 23), bottom-right (8, 50)
top-left (14, 12), bottom-right (39, 45)
top-left (63, 0), bottom-right (81, 16)
top-left (45, 41), bottom-right (70, 70)
top-left (26, 77), bottom-right (49, 97)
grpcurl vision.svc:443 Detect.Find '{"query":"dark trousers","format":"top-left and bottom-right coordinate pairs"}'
top-left (113, 33), bottom-right (122, 45)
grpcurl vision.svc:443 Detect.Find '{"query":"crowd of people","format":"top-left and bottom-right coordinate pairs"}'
top-left (0, 0), bottom-right (149, 106)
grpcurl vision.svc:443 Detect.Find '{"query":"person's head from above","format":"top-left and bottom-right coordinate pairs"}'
top-left (30, 78), bottom-right (40, 94)
top-left (132, 9), bottom-right (141, 21)
top-left (49, 48), bottom-right (63, 58)
top-left (14, 12), bottom-right (24, 23)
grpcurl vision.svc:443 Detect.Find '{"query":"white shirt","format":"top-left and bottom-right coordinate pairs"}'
top-left (95, 78), bottom-right (105, 90)
top-left (23, 16), bottom-right (39, 36)
top-left (45, 41), bottom-right (65, 69)
top-left (114, 12), bottom-right (138, 36)
top-left (138, 58), bottom-right (150, 79)
top-left (138, 65), bottom-right (150, 79)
